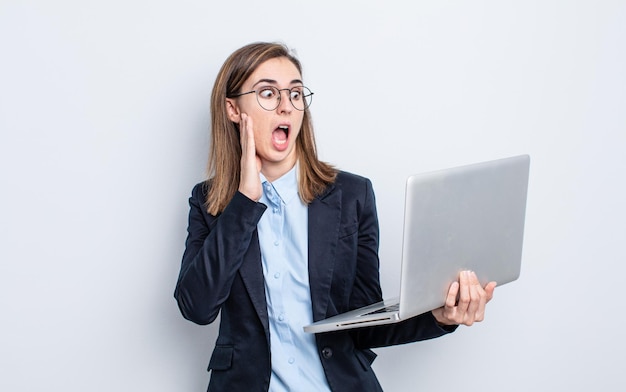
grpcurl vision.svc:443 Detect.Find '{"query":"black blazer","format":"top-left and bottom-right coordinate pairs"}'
top-left (175, 171), bottom-right (454, 392)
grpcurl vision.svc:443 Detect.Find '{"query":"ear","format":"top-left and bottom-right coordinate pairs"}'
top-left (225, 98), bottom-right (241, 123)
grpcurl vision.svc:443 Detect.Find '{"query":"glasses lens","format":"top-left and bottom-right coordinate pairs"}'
top-left (256, 86), bottom-right (280, 111)
top-left (289, 86), bottom-right (313, 111)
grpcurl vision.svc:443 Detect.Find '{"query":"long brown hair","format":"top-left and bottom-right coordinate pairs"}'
top-left (205, 42), bottom-right (336, 215)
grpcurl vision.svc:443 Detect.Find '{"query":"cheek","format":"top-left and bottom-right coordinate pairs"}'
top-left (251, 118), bottom-right (271, 141)
top-left (292, 114), bottom-right (305, 138)
top-left (291, 128), bottom-right (302, 142)
top-left (244, 110), bottom-right (269, 132)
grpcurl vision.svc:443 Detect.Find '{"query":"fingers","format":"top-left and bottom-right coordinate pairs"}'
top-left (433, 281), bottom-right (459, 325)
top-left (435, 270), bottom-right (496, 327)
top-left (445, 281), bottom-right (459, 308)
top-left (240, 113), bottom-right (254, 158)
top-left (456, 270), bottom-right (472, 314)
top-left (240, 114), bottom-right (262, 170)
top-left (469, 273), bottom-right (487, 322)
top-left (452, 271), bottom-right (476, 326)
top-left (485, 281), bottom-right (497, 303)
top-left (238, 113), bottom-right (262, 201)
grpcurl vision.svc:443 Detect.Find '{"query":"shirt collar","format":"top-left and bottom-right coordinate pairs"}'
top-left (259, 164), bottom-right (299, 204)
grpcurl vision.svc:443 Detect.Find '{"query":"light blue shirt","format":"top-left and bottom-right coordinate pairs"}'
top-left (258, 166), bottom-right (331, 392)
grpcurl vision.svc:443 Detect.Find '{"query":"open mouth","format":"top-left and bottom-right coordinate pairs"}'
top-left (272, 125), bottom-right (290, 147)
top-left (277, 124), bottom-right (289, 136)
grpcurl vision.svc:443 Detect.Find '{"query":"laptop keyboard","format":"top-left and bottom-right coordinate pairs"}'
top-left (361, 303), bottom-right (399, 316)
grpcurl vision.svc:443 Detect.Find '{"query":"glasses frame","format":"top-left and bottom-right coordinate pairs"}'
top-left (228, 86), bottom-right (314, 111)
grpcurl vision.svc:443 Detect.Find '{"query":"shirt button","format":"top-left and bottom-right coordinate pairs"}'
top-left (288, 357), bottom-right (295, 364)
top-left (274, 240), bottom-right (279, 246)
top-left (321, 347), bottom-right (333, 359)
top-left (278, 313), bottom-right (285, 321)
top-left (274, 272), bottom-right (280, 279)
top-left (273, 207), bottom-right (279, 213)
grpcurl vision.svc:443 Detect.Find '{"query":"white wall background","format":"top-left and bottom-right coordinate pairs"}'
top-left (1, 1), bottom-right (624, 391)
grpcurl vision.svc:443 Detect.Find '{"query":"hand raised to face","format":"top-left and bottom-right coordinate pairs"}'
top-left (238, 113), bottom-right (263, 201)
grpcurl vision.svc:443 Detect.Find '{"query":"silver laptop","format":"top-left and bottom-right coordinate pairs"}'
top-left (303, 154), bottom-right (530, 334)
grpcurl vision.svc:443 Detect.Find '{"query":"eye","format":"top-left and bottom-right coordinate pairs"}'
top-left (257, 87), bottom-right (277, 99)
top-left (290, 87), bottom-right (303, 101)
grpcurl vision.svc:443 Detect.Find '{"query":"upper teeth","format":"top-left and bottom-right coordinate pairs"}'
top-left (278, 125), bottom-right (288, 130)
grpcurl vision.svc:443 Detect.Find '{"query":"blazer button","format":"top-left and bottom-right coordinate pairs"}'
top-left (321, 347), bottom-right (333, 359)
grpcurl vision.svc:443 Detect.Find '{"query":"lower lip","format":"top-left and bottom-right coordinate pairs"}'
top-left (272, 129), bottom-right (289, 151)
top-left (272, 138), bottom-right (289, 152)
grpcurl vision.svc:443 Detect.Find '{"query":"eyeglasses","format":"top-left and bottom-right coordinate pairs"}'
top-left (228, 86), bottom-right (314, 111)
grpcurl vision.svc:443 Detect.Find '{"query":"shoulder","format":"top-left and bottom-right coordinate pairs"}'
top-left (334, 170), bottom-right (372, 187)
top-left (321, 171), bottom-right (376, 206)
top-left (333, 170), bottom-right (374, 194)
top-left (190, 179), bottom-right (212, 200)
top-left (329, 171), bottom-right (379, 226)
top-left (187, 180), bottom-right (212, 215)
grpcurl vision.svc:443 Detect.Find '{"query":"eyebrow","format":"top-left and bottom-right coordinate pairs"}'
top-left (252, 78), bottom-right (303, 88)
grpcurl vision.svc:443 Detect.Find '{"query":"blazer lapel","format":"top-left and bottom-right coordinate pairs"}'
top-left (238, 231), bottom-right (270, 334)
top-left (308, 184), bottom-right (341, 321)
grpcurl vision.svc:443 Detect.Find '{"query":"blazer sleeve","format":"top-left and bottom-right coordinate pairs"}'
top-left (174, 183), bottom-right (267, 325)
top-left (345, 177), bottom-right (456, 348)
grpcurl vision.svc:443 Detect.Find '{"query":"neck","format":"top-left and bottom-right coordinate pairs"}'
top-left (261, 157), bottom-right (297, 183)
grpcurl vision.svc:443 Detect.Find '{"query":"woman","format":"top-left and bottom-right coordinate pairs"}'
top-left (174, 42), bottom-right (496, 392)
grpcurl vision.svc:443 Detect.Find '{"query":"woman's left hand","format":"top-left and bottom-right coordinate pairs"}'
top-left (431, 270), bottom-right (497, 326)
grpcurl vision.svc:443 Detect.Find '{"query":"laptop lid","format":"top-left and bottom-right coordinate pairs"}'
top-left (398, 154), bottom-right (530, 319)
top-left (304, 154), bottom-right (530, 333)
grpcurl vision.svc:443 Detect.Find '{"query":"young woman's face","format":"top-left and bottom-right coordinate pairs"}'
top-left (226, 57), bottom-right (305, 176)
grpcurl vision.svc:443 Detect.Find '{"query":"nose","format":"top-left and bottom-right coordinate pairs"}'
top-left (276, 89), bottom-right (292, 113)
